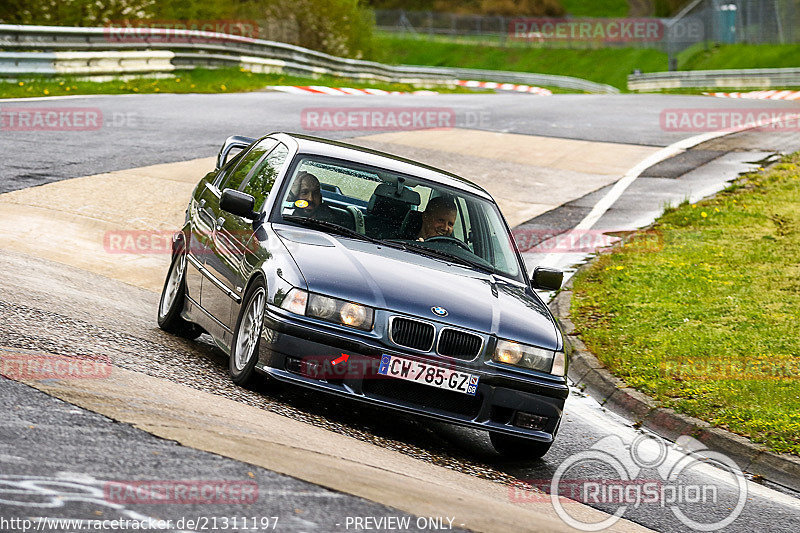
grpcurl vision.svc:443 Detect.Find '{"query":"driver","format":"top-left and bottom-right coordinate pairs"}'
top-left (418, 196), bottom-right (457, 241)
top-left (287, 171), bottom-right (351, 228)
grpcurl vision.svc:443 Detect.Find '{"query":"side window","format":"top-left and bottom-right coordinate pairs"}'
top-left (219, 138), bottom-right (277, 191)
top-left (242, 143), bottom-right (289, 210)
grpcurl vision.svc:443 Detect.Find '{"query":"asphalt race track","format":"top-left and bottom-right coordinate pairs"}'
top-left (1, 90), bottom-right (800, 532)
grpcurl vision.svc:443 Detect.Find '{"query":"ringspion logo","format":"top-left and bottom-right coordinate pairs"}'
top-left (511, 435), bottom-right (747, 531)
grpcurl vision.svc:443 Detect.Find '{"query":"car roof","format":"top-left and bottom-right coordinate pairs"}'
top-left (271, 132), bottom-right (493, 200)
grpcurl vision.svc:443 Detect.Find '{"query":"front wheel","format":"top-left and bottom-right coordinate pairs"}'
top-left (229, 280), bottom-right (267, 387)
top-left (490, 432), bottom-right (553, 459)
top-left (158, 248), bottom-right (202, 340)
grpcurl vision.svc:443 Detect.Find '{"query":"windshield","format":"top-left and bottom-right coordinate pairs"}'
top-left (278, 156), bottom-right (524, 281)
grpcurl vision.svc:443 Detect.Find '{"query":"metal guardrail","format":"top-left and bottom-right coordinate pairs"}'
top-left (0, 24), bottom-right (618, 94)
top-left (628, 68), bottom-right (800, 90)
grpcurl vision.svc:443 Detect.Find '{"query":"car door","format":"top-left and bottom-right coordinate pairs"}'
top-left (184, 172), bottom-right (217, 304)
top-left (202, 140), bottom-right (289, 339)
top-left (185, 145), bottom-right (251, 306)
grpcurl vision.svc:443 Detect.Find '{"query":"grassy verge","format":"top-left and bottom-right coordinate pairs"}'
top-left (562, 0), bottom-right (629, 17)
top-left (570, 155), bottom-right (800, 455)
top-left (0, 67), bottom-right (476, 99)
top-left (374, 33), bottom-right (668, 90)
top-left (678, 43), bottom-right (800, 71)
top-left (375, 34), bottom-right (800, 92)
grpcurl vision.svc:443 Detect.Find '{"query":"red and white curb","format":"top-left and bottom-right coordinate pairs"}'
top-left (266, 81), bottom-right (553, 96)
top-left (456, 80), bottom-right (552, 95)
top-left (705, 89), bottom-right (800, 101)
top-left (266, 86), bottom-right (439, 96)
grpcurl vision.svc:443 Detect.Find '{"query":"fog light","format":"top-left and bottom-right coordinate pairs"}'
top-left (513, 411), bottom-right (548, 431)
top-left (285, 356), bottom-right (303, 374)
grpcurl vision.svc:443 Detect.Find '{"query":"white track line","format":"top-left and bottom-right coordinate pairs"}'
top-left (538, 111), bottom-right (800, 268)
top-left (0, 94), bottom-right (149, 103)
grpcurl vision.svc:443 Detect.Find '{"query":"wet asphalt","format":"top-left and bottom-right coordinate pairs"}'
top-left (1, 91), bottom-right (800, 532)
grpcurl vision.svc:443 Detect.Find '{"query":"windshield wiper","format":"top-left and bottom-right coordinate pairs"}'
top-left (384, 239), bottom-right (497, 275)
top-left (282, 215), bottom-right (404, 249)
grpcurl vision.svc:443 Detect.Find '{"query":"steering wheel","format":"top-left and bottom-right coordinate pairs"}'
top-left (425, 235), bottom-right (471, 252)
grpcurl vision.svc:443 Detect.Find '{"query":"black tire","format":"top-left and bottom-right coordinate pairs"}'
top-left (229, 279), bottom-right (267, 387)
top-left (490, 432), bottom-right (553, 459)
top-left (157, 247), bottom-right (203, 340)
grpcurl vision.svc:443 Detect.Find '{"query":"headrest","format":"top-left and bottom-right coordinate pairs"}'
top-left (400, 210), bottom-right (423, 239)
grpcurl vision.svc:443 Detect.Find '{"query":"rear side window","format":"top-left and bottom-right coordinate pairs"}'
top-left (218, 138), bottom-right (277, 191)
top-left (242, 143), bottom-right (289, 211)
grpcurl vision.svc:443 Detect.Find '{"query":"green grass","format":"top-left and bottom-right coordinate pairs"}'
top-left (562, 0), bottom-right (629, 17)
top-left (375, 34), bottom-right (667, 90)
top-left (678, 43), bottom-right (800, 71)
top-left (0, 67), bottom-right (476, 99)
top-left (570, 155), bottom-right (800, 455)
top-left (374, 34), bottom-right (800, 92)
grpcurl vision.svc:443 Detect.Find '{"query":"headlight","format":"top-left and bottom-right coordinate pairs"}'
top-left (340, 302), bottom-right (369, 328)
top-left (306, 293), bottom-right (374, 331)
top-left (307, 292), bottom-right (337, 319)
top-left (493, 339), bottom-right (564, 376)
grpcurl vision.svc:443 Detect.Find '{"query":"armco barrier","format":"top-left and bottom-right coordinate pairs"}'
top-left (0, 52), bottom-right (57, 75)
top-left (628, 67), bottom-right (800, 91)
top-left (0, 24), bottom-right (618, 93)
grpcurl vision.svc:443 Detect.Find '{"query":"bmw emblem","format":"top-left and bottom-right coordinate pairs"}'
top-left (431, 306), bottom-right (448, 317)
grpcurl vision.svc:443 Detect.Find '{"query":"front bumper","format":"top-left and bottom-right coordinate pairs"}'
top-left (258, 305), bottom-right (568, 443)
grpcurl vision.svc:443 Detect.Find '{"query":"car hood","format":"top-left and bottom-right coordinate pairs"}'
top-left (276, 227), bottom-right (559, 350)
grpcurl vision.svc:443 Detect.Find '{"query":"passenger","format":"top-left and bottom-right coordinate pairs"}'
top-left (288, 171), bottom-right (351, 228)
top-left (418, 196), bottom-right (457, 241)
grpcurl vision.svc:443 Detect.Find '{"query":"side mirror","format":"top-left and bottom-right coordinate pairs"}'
top-left (531, 266), bottom-right (563, 291)
top-left (220, 188), bottom-right (257, 220)
top-left (216, 135), bottom-right (255, 170)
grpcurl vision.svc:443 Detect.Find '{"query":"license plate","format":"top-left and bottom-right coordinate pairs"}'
top-left (377, 354), bottom-right (479, 396)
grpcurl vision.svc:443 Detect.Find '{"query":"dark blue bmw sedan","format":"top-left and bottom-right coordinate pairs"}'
top-left (158, 132), bottom-right (568, 458)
